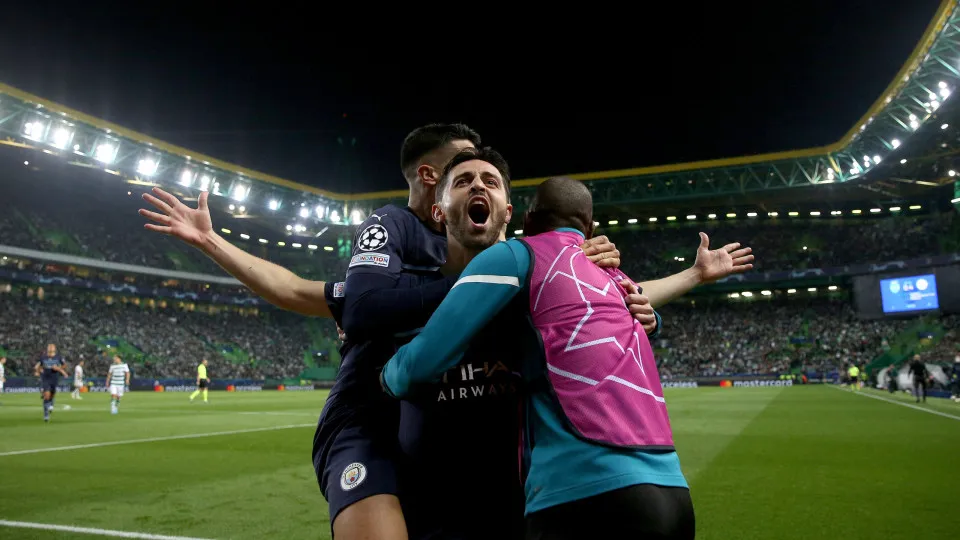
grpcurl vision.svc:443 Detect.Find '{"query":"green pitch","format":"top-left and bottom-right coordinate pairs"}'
top-left (0, 386), bottom-right (956, 539)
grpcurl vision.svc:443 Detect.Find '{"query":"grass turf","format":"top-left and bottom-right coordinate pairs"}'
top-left (0, 385), bottom-right (956, 539)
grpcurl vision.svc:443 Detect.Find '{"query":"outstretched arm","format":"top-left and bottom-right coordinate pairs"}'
top-left (638, 232), bottom-right (754, 308)
top-left (140, 188), bottom-right (331, 318)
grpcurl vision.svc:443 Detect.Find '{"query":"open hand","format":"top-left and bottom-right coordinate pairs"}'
top-left (139, 188), bottom-right (214, 249)
top-left (693, 232), bottom-right (754, 284)
top-left (581, 235), bottom-right (620, 268)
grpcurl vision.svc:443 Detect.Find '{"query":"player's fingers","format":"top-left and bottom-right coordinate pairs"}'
top-left (629, 304), bottom-right (654, 317)
top-left (139, 209), bottom-right (171, 225)
top-left (698, 232), bottom-right (709, 250)
top-left (198, 190), bottom-right (209, 212)
top-left (730, 263), bottom-right (754, 273)
top-left (733, 254), bottom-right (755, 266)
top-left (142, 193), bottom-right (174, 215)
top-left (721, 242), bottom-right (741, 253)
top-left (151, 187), bottom-right (183, 210)
top-left (620, 279), bottom-right (639, 295)
top-left (591, 250), bottom-right (620, 268)
top-left (729, 247), bottom-right (752, 259)
top-left (580, 235), bottom-right (612, 255)
top-left (144, 224), bottom-right (173, 234)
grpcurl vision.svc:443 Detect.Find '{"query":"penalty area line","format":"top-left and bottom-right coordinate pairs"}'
top-left (830, 386), bottom-right (960, 421)
top-left (0, 423), bottom-right (313, 457)
top-left (0, 519), bottom-right (213, 539)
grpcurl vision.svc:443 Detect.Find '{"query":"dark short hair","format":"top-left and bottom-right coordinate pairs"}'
top-left (400, 123), bottom-right (482, 179)
top-left (436, 147), bottom-right (512, 203)
top-left (524, 177), bottom-right (593, 236)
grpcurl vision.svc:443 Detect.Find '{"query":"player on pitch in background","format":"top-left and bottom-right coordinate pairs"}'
top-left (35, 343), bottom-right (68, 422)
top-left (106, 355), bottom-right (130, 414)
top-left (190, 358), bottom-right (210, 403)
top-left (71, 357), bottom-right (85, 400)
top-left (0, 356), bottom-right (6, 404)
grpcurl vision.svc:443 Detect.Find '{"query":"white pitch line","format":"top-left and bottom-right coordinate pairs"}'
top-left (238, 411), bottom-right (316, 417)
top-left (0, 519), bottom-right (213, 539)
top-left (0, 423), bottom-right (313, 457)
top-left (830, 386), bottom-right (960, 421)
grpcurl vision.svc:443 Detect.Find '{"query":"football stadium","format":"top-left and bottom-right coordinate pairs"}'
top-left (2, 3), bottom-right (960, 540)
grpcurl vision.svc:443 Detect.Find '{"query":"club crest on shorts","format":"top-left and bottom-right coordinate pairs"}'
top-left (358, 224), bottom-right (388, 251)
top-left (333, 282), bottom-right (345, 298)
top-left (340, 462), bottom-right (367, 491)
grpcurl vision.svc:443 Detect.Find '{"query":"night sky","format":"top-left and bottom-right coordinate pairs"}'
top-left (0, 1), bottom-right (943, 194)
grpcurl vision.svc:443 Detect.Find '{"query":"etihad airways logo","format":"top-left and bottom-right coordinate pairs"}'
top-left (436, 361), bottom-right (520, 402)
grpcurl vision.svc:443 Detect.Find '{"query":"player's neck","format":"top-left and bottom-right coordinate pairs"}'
top-left (408, 194), bottom-right (442, 232)
top-left (443, 237), bottom-right (482, 275)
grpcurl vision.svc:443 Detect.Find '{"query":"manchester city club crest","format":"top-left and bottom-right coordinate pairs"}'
top-left (340, 462), bottom-right (367, 491)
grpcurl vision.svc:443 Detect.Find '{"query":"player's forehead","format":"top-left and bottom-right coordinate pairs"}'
top-left (449, 160), bottom-right (503, 183)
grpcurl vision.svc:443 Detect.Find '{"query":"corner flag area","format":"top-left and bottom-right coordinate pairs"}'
top-left (0, 387), bottom-right (955, 540)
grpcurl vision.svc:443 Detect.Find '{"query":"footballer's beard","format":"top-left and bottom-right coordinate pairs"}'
top-left (447, 205), bottom-right (509, 255)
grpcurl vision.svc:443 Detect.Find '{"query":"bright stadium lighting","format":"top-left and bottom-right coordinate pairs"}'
top-left (787, 289), bottom-right (797, 294)
top-left (831, 210), bottom-right (842, 216)
top-left (941, 88), bottom-right (951, 99)
top-left (231, 185), bottom-right (248, 202)
top-left (802, 246), bottom-right (808, 251)
top-left (277, 241), bottom-right (286, 246)
top-left (295, 224), bottom-right (305, 232)
top-left (870, 208), bottom-right (881, 213)
top-left (238, 206), bottom-right (245, 213)
top-left (808, 287), bottom-right (817, 292)
top-left (852, 209), bottom-right (862, 214)
top-left (95, 143), bottom-right (116, 164)
top-left (687, 215), bottom-right (697, 220)
top-left (292, 243), bottom-right (302, 248)
top-left (909, 205), bottom-right (922, 210)
top-left (315, 205), bottom-right (325, 218)
top-left (330, 210), bottom-right (340, 222)
top-left (891, 139), bottom-right (901, 148)
top-left (931, 100), bottom-right (941, 110)
top-left (649, 217), bottom-right (658, 222)
top-left (729, 293), bottom-right (740, 298)
top-left (240, 233), bottom-right (250, 240)
top-left (514, 229), bottom-right (523, 235)
top-left (873, 155), bottom-right (881, 163)
top-left (198, 175), bottom-right (212, 191)
top-left (51, 127), bottom-right (72, 149)
top-left (73, 144), bottom-right (80, 152)
top-left (220, 228), bottom-right (231, 234)
top-left (593, 221), bottom-right (600, 227)
top-left (828, 285), bottom-right (838, 291)
top-left (889, 207), bottom-right (901, 212)
top-left (950, 170), bottom-right (957, 177)
top-left (308, 244), bottom-right (318, 250)
top-left (285, 224), bottom-right (293, 231)
top-left (137, 158), bottom-right (158, 176)
top-left (259, 238), bottom-right (268, 244)
top-left (747, 212), bottom-right (757, 217)
top-left (179, 169), bottom-right (194, 187)
top-left (608, 220), bottom-right (619, 225)
top-left (863, 155), bottom-right (870, 165)
top-left (909, 119), bottom-right (919, 130)
top-left (810, 211), bottom-right (820, 216)
top-left (952, 197), bottom-right (960, 204)
top-left (23, 161), bottom-right (28, 166)
top-left (268, 199), bottom-right (280, 211)
top-left (741, 291), bottom-right (753, 297)
top-left (788, 211), bottom-right (799, 217)
top-left (942, 124), bottom-right (950, 130)
top-left (23, 121), bottom-right (45, 140)
top-left (323, 246), bottom-right (334, 252)
top-left (761, 290), bottom-right (772, 296)
top-left (299, 208), bottom-right (309, 218)
top-left (677, 257), bottom-right (685, 262)
top-left (351, 210), bottom-right (363, 225)
top-left (929, 92), bottom-right (938, 101)
top-left (228, 204), bottom-right (235, 211)
top-left (708, 213), bottom-right (717, 219)
top-left (900, 159), bottom-right (907, 164)
top-left (627, 218), bottom-right (638, 224)
top-left (666, 216), bottom-right (677, 221)
top-left (826, 168), bottom-right (835, 179)
top-left (909, 113), bottom-right (917, 121)
top-left (768, 212), bottom-right (778, 217)
top-left (939, 80), bottom-right (948, 89)
top-left (726, 213), bottom-right (736, 218)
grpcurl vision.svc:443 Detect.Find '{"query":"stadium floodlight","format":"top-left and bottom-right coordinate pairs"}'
top-left (179, 169), bottom-right (194, 187)
top-left (870, 208), bottom-right (881, 213)
top-left (292, 243), bottom-right (302, 248)
top-left (199, 175), bottom-right (212, 191)
top-left (23, 120), bottom-right (46, 141)
top-left (23, 161), bottom-right (29, 166)
top-left (726, 213), bottom-right (736, 218)
top-left (852, 209), bottom-right (862, 214)
top-left (761, 290), bottom-right (772, 296)
top-left (73, 144), bottom-right (81, 152)
top-left (627, 218), bottom-right (638, 224)
top-left (951, 197), bottom-right (960, 204)
top-left (95, 143), bottom-right (117, 164)
top-left (259, 238), bottom-right (268, 244)
top-left (238, 206), bottom-right (245, 213)
top-left (295, 224), bottom-right (305, 232)
top-left (666, 216), bottom-right (677, 221)
top-left (941, 88), bottom-right (951, 99)
top-left (608, 220), bottom-right (619, 225)
top-left (787, 289), bottom-right (797, 294)
top-left (277, 241), bottom-right (286, 246)
top-left (351, 210), bottom-right (363, 225)
top-left (330, 210), bottom-right (340, 222)
top-left (741, 291), bottom-right (753, 297)
top-left (802, 246), bottom-right (808, 251)
top-left (950, 170), bottom-right (957, 177)
top-left (677, 257), bottom-right (685, 262)
top-left (909, 119), bottom-right (919, 130)
top-left (228, 204), bottom-right (236, 211)
top-left (873, 155), bottom-right (881, 163)
top-left (708, 213), bottom-right (716, 219)
top-left (890, 206), bottom-right (901, 212)
top-left (909, 113), bottom-right (917, 121)
top-left (769, 212), bottom-right (778, 217)
top-left (939, 80), bottom-right (948, 89)
top-left (931, 100), bottom-right (941, 110)
top-left (137, 158), bottom-right (159, 176)
top-left (729, 293), bottom-right (740, 298)
top-left (863, 155), bottom-right (870, 165)
top-left (649, 217), bottom-right (658, 222)
top-left (900, 159), bottom-right (907, 164)
top-left (315, 205), bottom-right (325, 218)
top-left (687, 215), bottom-right (697, 220)
top-left (308, 244), bottom-right (318, 250)
top-left (231, 184), bottom-right (249, 202)
top-left (826, 168), bottom-right (835, 179)
top-left (788, 211), bottom-right (799, 216)
top-left (828, 285), bottom-right (838, 291)
top-left (909, 205), bottom-right (922, 210)
top-left (285, 224), bottom-right (293, 231)
top-left (299, 208), bottom-right (309, 218)
top-left (269, 199), bottom-right (280, 211)
top-left (808, 287), bottom-right (817, 292)
top-left (891, 139), bottom-right (901, 148)
top-left (51, 127), bottom-right (72, 149)
top-left (240, 233), bottom-right (250, 240)
top-left (810, 211), bottom-right (820, 216)
top-left (929, 92), bottom-right (938, 101)
top-left (831, 210), bottom-right (841, 216)
top-left (747, 212), bottom-right (757, 218)
top-left (220, 228), bottom-right (231, 234)
top-left (593, 221), bottom-right (600, 227)
top-left (942, 124), bottom-right (949, 130)
top-left (323, 246), bottom-right (334, 252)
top-left (514, 229), bottom-right (523, 235)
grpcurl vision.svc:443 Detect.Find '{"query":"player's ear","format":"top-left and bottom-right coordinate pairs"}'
top-left (418, 164), bottom-right (439, 186)
top-left (504, 204), bottom-right (513, 225)
top-left (432, 203), bottom-right (446, 225)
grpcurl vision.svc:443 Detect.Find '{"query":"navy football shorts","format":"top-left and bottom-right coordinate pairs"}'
top-left (313, 402), bottom-right (402, 527)
top-left (40, 379), bottom-right (58, 396)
